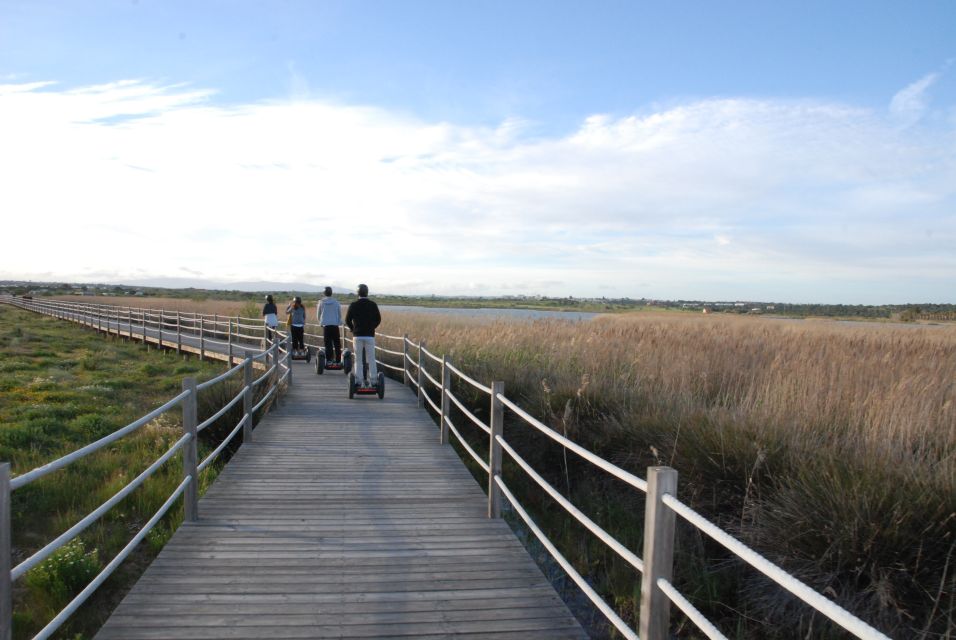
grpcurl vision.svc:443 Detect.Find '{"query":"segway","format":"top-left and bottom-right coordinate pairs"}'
top-left (290, 345), bottom-right (312, 363)
top-left (348, 355), bottom-right (384, 399)
top-left (316, 348), bottom-right (352, 375)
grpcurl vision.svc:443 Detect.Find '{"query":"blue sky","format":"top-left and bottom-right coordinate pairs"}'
top-left (1, 1), bottom-right (954, 303)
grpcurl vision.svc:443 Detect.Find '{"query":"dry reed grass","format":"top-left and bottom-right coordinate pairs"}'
top-left (377, 311), bottom-right (956, 638)
top-left (50, 295), bottom-right (249, 316)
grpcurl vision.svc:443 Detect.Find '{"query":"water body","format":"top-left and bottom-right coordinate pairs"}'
top-left (381, 305), bottom-right (599, 322)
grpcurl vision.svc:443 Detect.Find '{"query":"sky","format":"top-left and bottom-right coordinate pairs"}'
top-left (1, 1), bottom-right (954, 304)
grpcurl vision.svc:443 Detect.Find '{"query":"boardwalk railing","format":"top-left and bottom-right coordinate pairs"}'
top-left (0, 297), bottom-right (893, 640)
top-left (373, 331), bottom-right (892, 640)
top-left (0, 297), bottom-right (292, 640)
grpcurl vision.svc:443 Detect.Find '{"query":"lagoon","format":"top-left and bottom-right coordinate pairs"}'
top-left (381, 305), bottom-right (599, 321)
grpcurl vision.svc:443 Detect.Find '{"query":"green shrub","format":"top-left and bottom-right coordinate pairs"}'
top-left (24, 538), bottom-right (100, 611)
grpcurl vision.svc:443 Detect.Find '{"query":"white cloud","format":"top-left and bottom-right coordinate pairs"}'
top-left (890, 72), bottom-right (939, 127)
top-left (0, 80), bottom-right (954, 303)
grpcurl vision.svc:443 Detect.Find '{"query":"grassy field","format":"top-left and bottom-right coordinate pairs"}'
top-left (373, 311), bottom-right (955, 639)
top-left (0, 304), bottom-right (245, 639)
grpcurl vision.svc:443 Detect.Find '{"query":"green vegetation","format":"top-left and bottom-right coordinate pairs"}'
top-left (0, 305), bottom-right (239, 639)
top-left (377, 312), bottom-right (956, 639)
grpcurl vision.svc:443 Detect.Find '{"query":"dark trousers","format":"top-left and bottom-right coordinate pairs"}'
top-left (291, 325), bottom-right (305, 350)
top-left (323, 325), bottom-right (342, 361)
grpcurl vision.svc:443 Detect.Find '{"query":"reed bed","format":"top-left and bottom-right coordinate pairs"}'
top-left (378, 311), bottom-right (955, 639)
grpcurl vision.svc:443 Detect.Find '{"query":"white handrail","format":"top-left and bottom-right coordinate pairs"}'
top-left (422, 388), bottom-right (441, 414)
top-left (196, 359), bottom-right (245, 391)
top-left (11, 389), bottom-right (191, 490)
top-left (199, 415), bottom-right (248, 472)
top-left (497, 393), bottom-right (649, 494)
top-left (11, 433), bottom-right (192, 581)
top-left (496, 435), bottom-right (644, 574)
top-left (196, 388), bottom-right (245, 433)
top-left (420, 365), bottom-right (441, 389)
top-left (657, 578), bottom-right (728, 640)
top-left (444, 416), bottom-right (490, 473)
top-left (661, 494), bottom-right (892, 640)
top-left (31, 476), bottom-right (192, 640)
top-left (446, 389), bottom-right (491, 435)
top-left (421, 345), bottom-right (443, 364)
top-left (495, 477), bottom-right (639, 640)
top-left (446, 361), bottom-right (491, 394)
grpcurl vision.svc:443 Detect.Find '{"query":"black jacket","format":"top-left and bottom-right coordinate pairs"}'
top-left (345, 297), bottom-right (381, 337)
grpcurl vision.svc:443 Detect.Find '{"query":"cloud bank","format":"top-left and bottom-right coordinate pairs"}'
top-left (1, 78), bottom-right (953, 303)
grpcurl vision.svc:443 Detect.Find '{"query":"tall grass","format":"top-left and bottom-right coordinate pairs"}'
top-left (378, 311), bottom-right (955, 639)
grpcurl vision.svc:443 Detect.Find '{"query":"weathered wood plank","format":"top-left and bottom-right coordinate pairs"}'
top-left (94, 357), bottom-right (587, 639)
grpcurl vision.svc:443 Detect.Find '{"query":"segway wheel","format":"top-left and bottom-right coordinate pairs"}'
top-left (348, 373), bottom-right (356, 399)
top-left (377, 371), bottom-right (385, 399)
top-left (343, 351), bottom-right (353, 375)
top-left (305, 347), bottom-right (312, 364)
top-left (316, 352), bottom-right (325, 374)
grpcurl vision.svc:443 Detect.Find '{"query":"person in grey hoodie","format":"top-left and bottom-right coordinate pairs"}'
top-left (317, 286), bottom-right (342, 362)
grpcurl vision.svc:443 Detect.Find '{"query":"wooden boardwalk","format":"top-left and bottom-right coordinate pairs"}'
top-left (95, 358), bottom-right (588, 639)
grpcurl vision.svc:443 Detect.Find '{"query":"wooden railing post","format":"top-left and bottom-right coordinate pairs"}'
top-left (0, 463), bottom-right (11, 640)
top-left (182, 378), bottom-right (199, 522)
top-left (158, 310), bottom-right (164, 351)
top-left (272, 338), bottom-right (281, 406)
top-left (488, 381), bottom-right (504, 518)
top-left (243, 351), bottom-right (254, 442)
top-left (127, 307), bottom-right (132, 341)
top-left (639, 466), bottom-right (678, 640)
top-left (199, 317), bottom-right (205, 361)
top-left (227, 318), bottom-right (234, 365)
top-left (176, 311), bottom-right (182, 355)
top-left (440, 355), bottom-right (451, 444)
top-left (286, 338), bottom-right (293, 387)
top-left (417, 340), bottom-right (426, 408)
top-left (403, 334), bottom-right (410, 387)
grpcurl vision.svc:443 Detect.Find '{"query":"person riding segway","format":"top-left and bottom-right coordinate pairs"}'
top-left (286, 296), bottom-right (311, 362)
top-left (345, 284), bottom-right (384, 399)
top-left (315, 286), bottom-right (351, 374)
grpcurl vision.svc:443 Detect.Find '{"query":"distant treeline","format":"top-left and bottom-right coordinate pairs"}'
top-left (2, 281), bottom-right (953, 320)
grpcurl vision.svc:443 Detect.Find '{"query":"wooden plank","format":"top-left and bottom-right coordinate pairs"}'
top-left (95, 357), bottom-right (587, 639)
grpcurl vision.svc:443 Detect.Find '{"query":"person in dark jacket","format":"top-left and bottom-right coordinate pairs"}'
top-left (262, 295), bottom-right (278, 342)
top-left (345, 284), bottom-right (381, 384)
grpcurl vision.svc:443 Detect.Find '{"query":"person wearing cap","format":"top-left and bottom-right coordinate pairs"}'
top-left (286, 296), bottom-right (307, 353)
top-left (345, 284), bottom-right (381, 384)
top-left (262, 294), bottom-right (278, 342)
top-left (317, 286), bottom-right (343, 362)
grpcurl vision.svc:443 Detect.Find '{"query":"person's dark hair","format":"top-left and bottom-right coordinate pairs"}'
top-left (324, 286), bottom-right (333, 297)
top-left (294, 296), bottom-right (302, 306)
top-left (357, 284), bottom-right (369, 297)
top-left (265, 295), bottom-right (273, 304)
